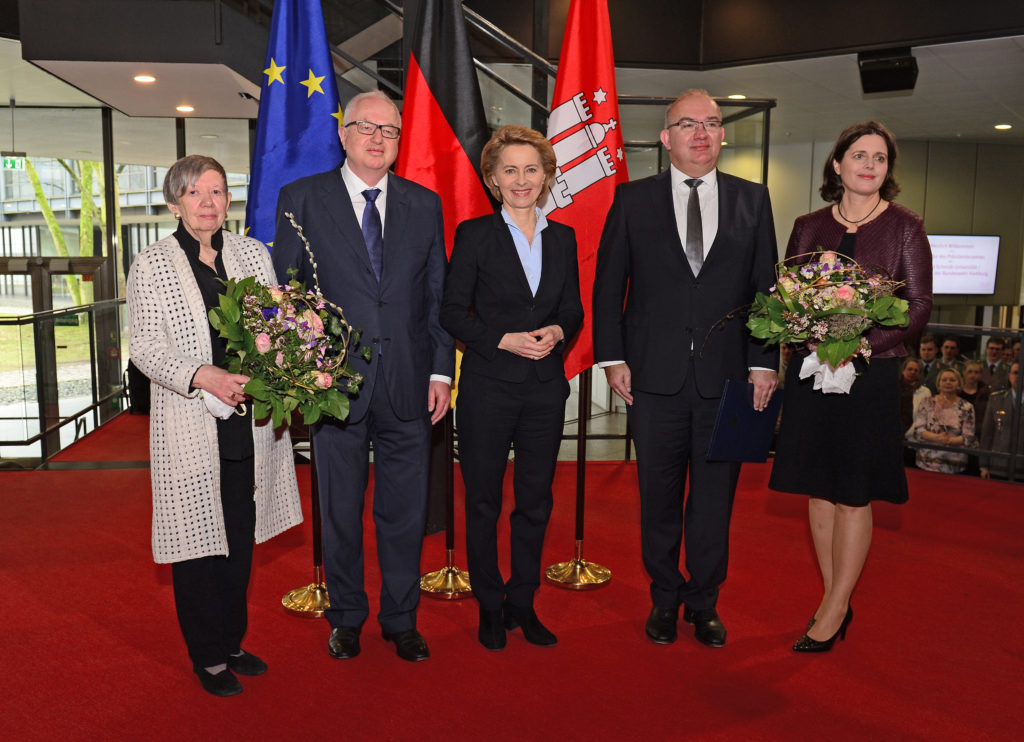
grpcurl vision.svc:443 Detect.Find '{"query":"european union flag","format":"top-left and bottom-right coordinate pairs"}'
top-left (245, 0), bottom-right (344, 248)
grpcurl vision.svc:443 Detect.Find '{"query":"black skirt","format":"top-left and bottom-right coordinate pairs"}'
top-left (770, 355), bottom-right (908, 505)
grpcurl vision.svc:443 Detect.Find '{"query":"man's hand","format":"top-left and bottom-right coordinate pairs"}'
top-left (427, 380), bottom-right (451, 425)
top-left (604, 363), bottom-right (633, 406)
top-left (748, 368), bottom-right (778, 411)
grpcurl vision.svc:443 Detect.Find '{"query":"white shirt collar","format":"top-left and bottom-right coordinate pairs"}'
top-left (670, 165), bottom-right (718, 194)
top-left (341, 161), bottom-right (388, 199)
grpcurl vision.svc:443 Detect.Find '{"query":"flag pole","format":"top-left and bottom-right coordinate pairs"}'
top-left (420, 410), bottom-right (473, 598)
top-left (546, 368), bottom-right (611, 589)
top-left (282, 434), bottom-right (331, 616)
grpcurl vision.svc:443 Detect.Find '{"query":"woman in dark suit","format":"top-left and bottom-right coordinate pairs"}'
top-left (770, 122), bottom-right (932, 652)
top-left (440, 125), bottom-right (583, 651)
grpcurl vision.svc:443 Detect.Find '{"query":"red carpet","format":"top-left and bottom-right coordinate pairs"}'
top-left (49, 412), bottom-right (150, 462)
top-left (1, 456), bottom-right (1021, 740)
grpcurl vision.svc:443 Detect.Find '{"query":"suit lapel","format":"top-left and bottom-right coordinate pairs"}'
top-left (381, 172), bottom-right (410, 290)
top-left (655, 171), bottom-right (688, 271)
top-left (534, 223), bottom-right (563, 304)
top-left (317, 169), bottom-right (374, 276)
top-left (703, 171), bottom-right (735, 272)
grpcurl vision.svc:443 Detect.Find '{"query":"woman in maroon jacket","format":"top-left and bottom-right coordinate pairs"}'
top-left (770, 122), bottom-right (932, 652)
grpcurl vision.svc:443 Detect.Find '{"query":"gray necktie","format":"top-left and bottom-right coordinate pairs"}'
top-left (684, 178), bottom-right (704, 275)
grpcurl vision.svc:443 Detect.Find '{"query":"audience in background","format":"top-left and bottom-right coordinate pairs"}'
top-left (911, 368), bottom-right (975, 474)
top-left (899, 357), bottom-right (931, 434)
top-left (918, 335), bottom-right (941, 393)
top-left (980, 337), bottom-right (1010, 392)
top-left (939, 336), bottom-right (965, 374)
top-left (959, 360), bottom-right (990, 425)
top-left (980, 361), bottom-right (1023, 481)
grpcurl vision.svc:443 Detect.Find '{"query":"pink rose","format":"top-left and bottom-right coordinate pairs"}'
top-left (255, 333), bottom-right (272, 353)
top-left (834, 284), bottom-right (856, 304)
top-left (276, 351), bottom-right (284, 366)
top-left (315, 372), bottom-right (333, 389)
top-left (819, 251), bottom-right (838, 266)
top-left (268, 288), bottom-right (284, 302)
top-left (301, 309), bottom-right (325, 336)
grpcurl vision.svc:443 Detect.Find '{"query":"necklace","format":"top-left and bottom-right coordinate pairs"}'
top-left (837, 194), bottom-right (883, 225)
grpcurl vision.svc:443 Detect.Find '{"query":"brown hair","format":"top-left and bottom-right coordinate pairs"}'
top-left (480, 125), bottom-right (557, 203)
top-left (163, 155), bottom-right (228, 206)
top-left (820, 121), bottom-right (900, 203)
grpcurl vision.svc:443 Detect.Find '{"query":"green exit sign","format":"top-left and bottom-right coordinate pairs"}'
top-left (2, 157), bottom-right (25, 171)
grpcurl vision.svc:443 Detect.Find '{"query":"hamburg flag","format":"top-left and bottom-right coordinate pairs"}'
top-left (543, 0), bottom-right (629, 380)
top-left (394, 0), bottom-right (493, 255)
top-left (245, 0), bottom-right (343, 247)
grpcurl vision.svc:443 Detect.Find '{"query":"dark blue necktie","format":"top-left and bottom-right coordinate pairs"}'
top-left (361, 188), bottom-right (383, 281)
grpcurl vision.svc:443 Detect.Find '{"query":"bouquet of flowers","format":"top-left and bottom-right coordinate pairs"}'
top-left (208, 215), bottom-right (367, 427)
top-left (746, 250), bottom-right (909, 392)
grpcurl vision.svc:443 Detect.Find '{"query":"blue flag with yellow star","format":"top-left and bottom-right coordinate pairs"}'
top-left (245, 0), bottom-right (343, 248)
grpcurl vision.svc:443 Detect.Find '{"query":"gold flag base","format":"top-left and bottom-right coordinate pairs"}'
top-left (545, 539), bottom-right (611, 590)
top-left (420, 548), bottom-right (472, 600)
top-left (282, 581), bottom-right (330, 618)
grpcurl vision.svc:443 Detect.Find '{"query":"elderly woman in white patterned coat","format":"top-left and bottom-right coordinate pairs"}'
top-left (127, 155), bottom-right (301, 698)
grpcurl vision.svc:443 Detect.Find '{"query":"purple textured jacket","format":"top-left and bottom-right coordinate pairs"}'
top-left (785, 202), bottom-right (933, 359)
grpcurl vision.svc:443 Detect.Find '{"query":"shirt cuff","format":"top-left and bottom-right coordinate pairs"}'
top-left (430, 374), bottom-right (452, 385)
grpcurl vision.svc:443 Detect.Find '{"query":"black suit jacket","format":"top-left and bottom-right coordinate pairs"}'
top-left (592, 169), bottom-right (778, 398)
top-left (440, 212), bottom-right (584, 383)
top-left (272, 167), bottom-right (455, 423)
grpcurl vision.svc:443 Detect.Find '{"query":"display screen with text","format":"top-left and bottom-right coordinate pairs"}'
top-left (928, 235), bottom-right (1000, 295)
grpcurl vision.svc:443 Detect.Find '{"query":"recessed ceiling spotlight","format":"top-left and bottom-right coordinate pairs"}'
top-left (199, 134), bottom-right (218, 140)
top-left (134, 75), bottom-right (156, 84)
top-left (994, 124), bottom-right (1012, 130)
top-left (727, 94), bottom-right (746, 100)
top-left (176, 105), bottom-right (195, 113)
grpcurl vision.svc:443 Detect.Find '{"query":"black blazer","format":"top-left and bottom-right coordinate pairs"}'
top-left (441, 212), bottom-right (584, 383)
top-left (272, 167), bottom-right (455, 423)
top-left (592, 169), bottom-right (779, 398)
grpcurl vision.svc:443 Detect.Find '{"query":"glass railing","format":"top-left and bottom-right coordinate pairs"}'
top-left (0, 298), bottom-right (127, 467)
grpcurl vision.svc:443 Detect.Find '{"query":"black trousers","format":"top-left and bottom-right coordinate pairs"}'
top-left (629, 367), bottom-right (740, 612)
top-left (171, 457), bottom-right (256, 668)
top-left (457, 370), bottom-right (568, 611)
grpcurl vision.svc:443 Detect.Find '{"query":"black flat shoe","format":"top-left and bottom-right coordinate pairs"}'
top-left (328, 626), bottom-right (362, 659)
top-left (382, 628), bottom-right (430, 661)
top-left (503, 604), bottom-right (557, 647)
top-left (193, 665), bottom-right (242, 697)
top-left (683, 606), bottom-right (727, 648)
top-left (478, 607), bottom-right (506, 651)
top-left (793, 606), bottom-right (853, 652)
top-left (227, 650), bottom-right (267, 676)
top-left (644, 605), bottom-right (679, 645)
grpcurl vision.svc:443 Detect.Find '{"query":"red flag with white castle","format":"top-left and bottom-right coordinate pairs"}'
top-left (544, 0), bottom-right (629, 381)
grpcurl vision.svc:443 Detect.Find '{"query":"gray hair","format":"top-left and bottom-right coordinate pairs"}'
top-left (163, 155), bottom-right (227, 206)
top-left (664, 89), bottom-right (720, 129)
top-left (342, 90), bottom-right (401, 129)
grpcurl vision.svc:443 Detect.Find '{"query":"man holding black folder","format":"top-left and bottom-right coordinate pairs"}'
top-left (592, 90), bottom-right (778, 647)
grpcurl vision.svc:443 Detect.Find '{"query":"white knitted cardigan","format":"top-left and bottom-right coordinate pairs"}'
top-left (126, 231), bottom-right (303, 563)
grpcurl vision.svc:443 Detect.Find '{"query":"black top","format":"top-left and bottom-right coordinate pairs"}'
top-left (176, 221), bottom-right (253, 460)
top-left (838, 230), bottom-right (857, 259)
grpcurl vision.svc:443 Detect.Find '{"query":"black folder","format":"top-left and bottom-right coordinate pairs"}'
top-left (706, 379), bottom-right (783, 462)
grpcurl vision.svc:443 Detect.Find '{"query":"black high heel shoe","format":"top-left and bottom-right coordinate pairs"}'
top-left (792, 606), bottom-right (853, 652)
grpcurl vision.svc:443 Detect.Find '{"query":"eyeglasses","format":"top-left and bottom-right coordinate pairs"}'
top-left (666, 119), bottom-right (722, 133)
top-left (345, 120), bottom-right (401, 139)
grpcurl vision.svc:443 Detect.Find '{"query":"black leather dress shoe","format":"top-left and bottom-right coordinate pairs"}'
top-left (227, 650), bottom-right (267, 676)
top-left (382, 629), bottom-right (430, 661)
top-left (683, 606), bottom-right (726, 647)
top-left (645, 606), bottom-right (679, 644)
top-left (478, 608), bottom-right (507, 651)
top-left (328, 626), bottom-right (361, 659)
top-left (503, 604), bottom-right (557, 647)
top-left (193, 665), bottom-right (242, 697)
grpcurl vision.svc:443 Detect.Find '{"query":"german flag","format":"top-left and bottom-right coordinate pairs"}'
top-left (394, 0), bottom-right (493, 255)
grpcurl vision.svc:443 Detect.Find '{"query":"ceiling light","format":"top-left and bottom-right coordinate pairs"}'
top-left (994, 124), bottom-right (1012, 130)
top-left (199, 134), bottom-right (218, 140)
top-left (133, 75), bottom-right (156, 84)
top-left (176, 105), bottom-right (195, 113)
top-left (727, 94), bottom-right (746, 100)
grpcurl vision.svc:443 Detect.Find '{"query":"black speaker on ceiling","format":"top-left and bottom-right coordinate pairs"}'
top-left (858, 48), bottom-right (918, 94)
